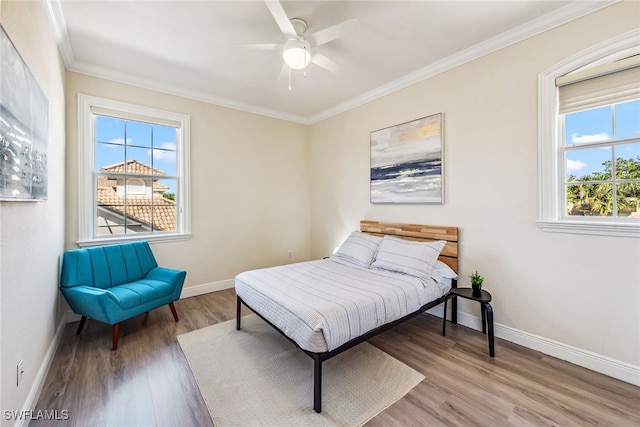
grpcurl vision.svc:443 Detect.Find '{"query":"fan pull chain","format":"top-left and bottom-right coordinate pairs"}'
top-left (288, 67), bottom-right (292, 91)
top-left (303, 46), bottom-right (308, 78)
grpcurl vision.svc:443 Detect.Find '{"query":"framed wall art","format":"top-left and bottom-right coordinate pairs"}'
top-left (0, 24), bottom-right (49, 201)
top-left (370, 113), bottom-right (444, 204)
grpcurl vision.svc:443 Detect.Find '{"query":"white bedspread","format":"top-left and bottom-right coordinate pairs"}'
top-left (235, 258), bottom-right (450, 353)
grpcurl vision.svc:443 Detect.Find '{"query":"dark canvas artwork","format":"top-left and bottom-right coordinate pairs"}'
top-left (0, 25), bottom-right (49, 201)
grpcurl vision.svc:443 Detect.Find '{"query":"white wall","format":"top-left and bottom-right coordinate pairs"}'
top-left (309, 0), bottom-right (640, 374)
top-left (65, 73), bottom-right (312, 289)
top-left (0, 0), bottom-right (66, 423)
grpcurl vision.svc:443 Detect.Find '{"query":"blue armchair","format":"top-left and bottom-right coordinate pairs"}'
top-left (60, 241), bottom-right (186, 349)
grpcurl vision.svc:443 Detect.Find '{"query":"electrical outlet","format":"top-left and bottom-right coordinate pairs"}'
top-left (17, 360), bottom-right (24, 386)
top-left (288, 250), bottom-right (293, 258)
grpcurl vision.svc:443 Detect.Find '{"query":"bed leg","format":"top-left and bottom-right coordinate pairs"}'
top-left (442, 298), bottom-right (447, 336)
top-left (236, 296), bottom-right (242, 330)
top-left (452, 297), bottom-right (458, 324)
top-left (451, 279), bottom-right (458, 324)
top-left (314, 355), bottom-right (322, 413)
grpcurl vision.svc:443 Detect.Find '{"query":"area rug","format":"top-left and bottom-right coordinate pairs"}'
top-left (177, 315), bottom-right (425, 427)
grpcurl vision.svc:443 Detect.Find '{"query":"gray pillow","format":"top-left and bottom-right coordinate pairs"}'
top-left (331, 231), bottom-right (382, 268)
top-left (372, 236), bottom-right (446, 279)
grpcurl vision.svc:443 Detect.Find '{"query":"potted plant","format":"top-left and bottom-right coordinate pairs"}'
top-left (470, 271), bottom-right (484, 297)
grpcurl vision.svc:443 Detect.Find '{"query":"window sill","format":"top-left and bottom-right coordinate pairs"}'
top-left (76, 232), bottom-right (192, 248)
top-left (537, 220), bottom-right (639, 238)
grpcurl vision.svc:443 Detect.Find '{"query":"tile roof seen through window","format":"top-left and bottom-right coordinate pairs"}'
top-left (97, 160), bottom-right (176, 233)
top-left (100, 159), bottom-right (167, 176)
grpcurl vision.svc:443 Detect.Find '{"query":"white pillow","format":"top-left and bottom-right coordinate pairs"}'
top-left (331, 231), bottom-right (382, 268)
top-left (431, 260), bottom-right (458, 282)
top-left (372, 236), bottom-right (446, 279)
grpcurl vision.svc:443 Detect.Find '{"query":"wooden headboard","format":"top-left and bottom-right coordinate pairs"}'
top-left (360, 220), bottom-right (459, 273)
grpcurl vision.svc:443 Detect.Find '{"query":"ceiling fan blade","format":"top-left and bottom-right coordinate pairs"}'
top-left (238, 43), bottom-right (281, 51)
top-left (311, 53), bottom-right (343, 73)
top-left (308, 18), bottom-right (359, 46)
top-left (264, 0), bottom-right (297, 39)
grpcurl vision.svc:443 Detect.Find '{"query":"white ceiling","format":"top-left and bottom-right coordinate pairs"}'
top-left (46, 1), bottom-right (615, 124)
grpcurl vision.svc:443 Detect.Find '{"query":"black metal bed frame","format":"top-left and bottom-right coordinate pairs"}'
top-left (236, 278), bottom-right (458, 413)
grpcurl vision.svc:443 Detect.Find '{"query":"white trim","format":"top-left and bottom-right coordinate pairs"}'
top-left (15, 315), bottom-right (68, 427)
top-left (426, 303), bottom-right (445, 319)
top-left (43, 0), bottom-right (74, 67)
top-left (494, 321), bottom-right (640, 387)
top-left (66, 311), bottom-right (82, 323)
top-left (179, 279), bottom-right (235, 299)
top-left (70, 60), bottom-right (313, 125)
top-left (537, 220), bottom-right (640, 238)
top-left (45, 0), bottom-right (616, 125)
top-left (447, 310), bottom-right (640, 387)
top-left (538, 29), bottom-right (640, 238)
top-left (76, 232), bottom-right (192, 248)
top-left (312, 1), bottom-right (618, 124)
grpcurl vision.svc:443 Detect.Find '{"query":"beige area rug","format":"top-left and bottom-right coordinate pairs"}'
top-left (177, 315), bottom-right (425, 427)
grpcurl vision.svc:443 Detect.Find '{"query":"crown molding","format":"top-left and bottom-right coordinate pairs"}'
top-left (44, 0), bottom-right (75, 66)
top-left (45, 0), bottom-right (618, 126)
top-left (68, 60), bottom-right (312, 124)
top-left (309, 0), bottom-right (619, 124)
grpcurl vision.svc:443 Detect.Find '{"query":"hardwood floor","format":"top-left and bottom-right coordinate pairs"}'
top-left (32, 289), bottom-right (639, 426)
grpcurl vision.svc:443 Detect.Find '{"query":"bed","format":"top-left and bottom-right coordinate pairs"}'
top-left (235, 220), bottom-right (459, 413)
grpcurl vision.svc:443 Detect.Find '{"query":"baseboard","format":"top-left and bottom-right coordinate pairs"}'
top-left (448, 310), bottom-right (640, 387)
top-left (15, 314), bottom-right (68, 427)
top-left (180, 279), bottom-right (234, 299)
top-left (66, 311), bottom-right (82, 323)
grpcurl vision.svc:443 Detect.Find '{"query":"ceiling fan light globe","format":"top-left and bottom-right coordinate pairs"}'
top-left (283, 39), bottom-right (311, 70)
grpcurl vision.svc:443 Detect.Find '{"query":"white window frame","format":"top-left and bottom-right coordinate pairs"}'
top-left (538, 29), bottom-right (640, 238)
top-left (77, 94), bottom-right (191, 246)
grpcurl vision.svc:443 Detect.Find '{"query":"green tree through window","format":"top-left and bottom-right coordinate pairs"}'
top-left (563, 98), bottom-right (640, 220)
top-left (567, 155), bottom-right (640, 217)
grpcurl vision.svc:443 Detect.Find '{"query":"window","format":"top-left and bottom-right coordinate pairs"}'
top-left (538, 30), bottom-right (640, 238)
top-left (562, 100), bottom-right (640, 219)
top-left (78, 95), bottom-right (191, 245)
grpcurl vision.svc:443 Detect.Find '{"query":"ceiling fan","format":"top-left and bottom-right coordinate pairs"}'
top-left (245, 0), bottom-right (360, 87)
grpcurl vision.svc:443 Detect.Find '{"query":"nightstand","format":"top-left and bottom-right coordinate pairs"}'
top-left (442, 288), bottom-right (494, 357)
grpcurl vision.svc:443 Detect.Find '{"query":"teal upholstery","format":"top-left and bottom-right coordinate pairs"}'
top-left (60, 241), bottom-right (186, 349)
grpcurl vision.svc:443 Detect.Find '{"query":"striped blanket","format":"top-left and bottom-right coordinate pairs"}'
top-left (235, 258), bottom-right (450, 353)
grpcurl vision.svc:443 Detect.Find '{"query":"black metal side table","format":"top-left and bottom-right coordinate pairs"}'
top-left (442, 288), bottom-right (495, 357)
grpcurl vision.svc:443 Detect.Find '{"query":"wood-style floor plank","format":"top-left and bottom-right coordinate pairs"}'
top-left (31, 289), bottom-right (640, 426)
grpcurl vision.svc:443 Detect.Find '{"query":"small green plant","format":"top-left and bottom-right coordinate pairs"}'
top-left (470, 271), bottom-right (484, 286)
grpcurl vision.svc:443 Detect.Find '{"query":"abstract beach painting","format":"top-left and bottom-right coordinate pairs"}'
top-left (370, 113), bottom-right (443, 204)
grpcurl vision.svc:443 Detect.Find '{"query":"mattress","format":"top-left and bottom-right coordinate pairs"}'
top-left (235, 258), bottom-right (451, 353)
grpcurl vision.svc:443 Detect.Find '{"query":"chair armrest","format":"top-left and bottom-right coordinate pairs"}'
top-left (145, 267), bottom-right (186, 288)
top-left (60, 285), bottom-right (120, 324)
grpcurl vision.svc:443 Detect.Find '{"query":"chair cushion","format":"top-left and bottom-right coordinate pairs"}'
top-left (108, 280), bottom-right (175, 308)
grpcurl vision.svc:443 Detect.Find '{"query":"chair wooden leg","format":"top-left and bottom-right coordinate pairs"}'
top-left (76, 316), bottom-right (87, 336)
top-left (112, 323), bottom-right (120, 350)
top-left (169, 302), bottom-right (179, 322)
